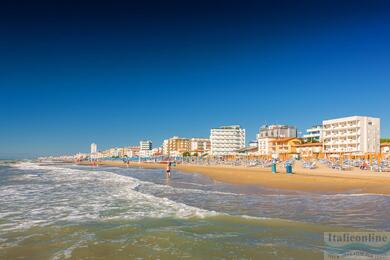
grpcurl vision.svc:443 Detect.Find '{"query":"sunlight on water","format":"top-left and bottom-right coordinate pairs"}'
top-left (0, 162), bottom-right (388, 259)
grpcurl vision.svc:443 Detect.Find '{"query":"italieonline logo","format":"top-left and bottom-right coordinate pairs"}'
top-left (324, 232), bottom-right (390, 259)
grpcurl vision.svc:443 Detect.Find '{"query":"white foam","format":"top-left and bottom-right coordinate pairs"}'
top-left (1, 162), bottom-right (218, 234)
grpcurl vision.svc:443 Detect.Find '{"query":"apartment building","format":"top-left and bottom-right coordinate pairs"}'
top-left (257, 125), bottom-right (297, 155)
top-left (90, 143), bottom-right (97, 154)
top-left (162, 136), bottom-right (191, 156)
top-left (258, 137), bottom-right (302, 155)
top-left (303, 125), bottom-right (323, 142)
top-left (124, 146), bottom-right (140, 158)
top-left (256, 125), bottom-right (297, 139)
top-left (210, 125), bottom-right (245, 155)
top-left (322, 116), bottom-right (380, 154)
top-left (258, 138), bottom-right (272, 155)
top-left (190, 138), bottom-right (211, 154)
top-left (139, 140), bottom-right (152, 151)
top-left (269, 138), bottom-right (301, 155)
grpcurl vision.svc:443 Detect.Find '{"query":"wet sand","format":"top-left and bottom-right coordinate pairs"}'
top-left (78, 160), bottom-right (390, 195)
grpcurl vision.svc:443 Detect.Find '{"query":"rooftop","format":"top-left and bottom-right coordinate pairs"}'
top-left (296, 142), bottom-right (323, 147)
top-left (269, 137), bottom-right (300, 142)
top-left (212, 125), bottom-right (242, 130)
top-left (260, 125), bottom-right (296, 130)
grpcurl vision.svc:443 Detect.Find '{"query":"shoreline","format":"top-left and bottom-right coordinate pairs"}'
top-left (76, 160), bottom-right (390, 195)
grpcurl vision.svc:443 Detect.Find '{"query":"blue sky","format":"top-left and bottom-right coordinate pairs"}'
top-left (1, 0), bottom-right (390, 158)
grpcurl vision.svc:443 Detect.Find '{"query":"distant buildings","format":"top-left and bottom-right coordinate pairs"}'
top-left (140, 140), bottom-right (152, 151)
top-left (258, 137), bottom-right (301, 156)
top-left (381, 142), bottom-right (390, 157)
top-left (257, 125), bottom-right (297, 155)
top-left (124, 146), bottom-right (140, 158)
top-left (162, 136), bottom-right (191, 156)
top-left (210, 125), bottom-right (245, 155)
top-left (269, 138), bottom-right (301, 155)
top-left (248, 140), bottom-right (258, 147)
top-left (322, 116), bottom-right (380, 154)
top-left (190, 138), bottom-right (210, 154)
top-left (65, 115), bottom-right (382, 161)
top-left (90, 143), bottom-right (97, 154)
top-left (139, 150), bottom-right (153, 158)
top-left (303, 125), bottom-right (323, 142)
top-left (256, 125), bottom-right (297, 139)
top-left (258, 138), bottom-right (271, 155)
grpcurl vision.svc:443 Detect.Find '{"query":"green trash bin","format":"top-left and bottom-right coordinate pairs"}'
top-left (271, 163), bottom-right (277, 174)
top-left (286, 164), bottom-right (293, 174)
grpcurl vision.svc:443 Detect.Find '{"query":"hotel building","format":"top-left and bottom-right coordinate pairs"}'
top-left (303, 125), bottom-right (323, 142)
top-left (258, 138), bottom-right (301, 156)
top-left (140, 140), bottom-right (152, 151)
top-left (210, 125), bottom-right (245, 155)
top-left (124, 146), bottom-right (140, 158)
top-left (162, 136), bottom-right (191, 156)
top-left (256, 125), bottom-right (297, 139)
top-left (90, 143), bottom-right (97, 154)
top-left (322, 116), bottom-right (380, 154)
top-left (190, 138), bottom-right (211, 154)
top-left (257, 125), bottom-right (297, 155)
top-left (269, 138), bottom-right (301, 155)
top-left (258, 138), bottom-right (272, 155)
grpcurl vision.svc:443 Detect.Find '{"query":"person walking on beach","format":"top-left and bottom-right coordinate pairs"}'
top-left (166, 162), bottom-right (171, 177)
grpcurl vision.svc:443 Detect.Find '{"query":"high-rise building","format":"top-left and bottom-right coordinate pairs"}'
top-left (210, 125), bottom-right (245, 155)
top-left (139, 140), bottom-right (152, 151)
top-left (162, 136), bottom-right (191, 156)
top-left (322, 116), bottom-right (380, 154)
top-left (248, 140), bottom-right (258, 147)
top-left (90, 143), bottom-right (97, 154)
top-left (258, 138), bottom-right (271, 155)
top-left (303, 125), bottom-right (323, 142)
top-left (190, 138), bottom-right (211, 153)
top-left (256, 125), bottom-right (297, 139)
top-left (257, 125), bottom-right (297, 155)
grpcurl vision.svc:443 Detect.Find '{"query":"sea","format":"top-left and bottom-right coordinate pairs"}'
top-left (1, 161), bottom-right (389, 259)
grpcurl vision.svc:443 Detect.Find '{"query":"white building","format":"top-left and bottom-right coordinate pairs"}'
top-left (123, 146), bottom-right (140, 158)
top-left (109, 148), bottom-right (120, 157)
top-left (90, 143), bottom-right (97, 154)
top-left (258, 138), bottom-right (271, 155)
top-left (322, 116), bottom-right (380, 154)
top-left (162, 139), bottom-right (169, 155)
top-left (303, 125), bottom-right (323, 142)
top-left (248, 140), bottom-right (258, 147)
top-left (139, 149), bottom-right (153, 158)
top-left (210, 125), bottom-right (245, 155)
top-left (140, 140), bottom-right (152, 151)
top-left (190, 138), bottom-right (210, 153)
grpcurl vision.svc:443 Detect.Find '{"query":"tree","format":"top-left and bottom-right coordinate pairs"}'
top-left (182, 151), bottom-right (191, 157)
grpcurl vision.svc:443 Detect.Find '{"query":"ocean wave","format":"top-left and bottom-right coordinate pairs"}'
top-left (1, 162), bottom-right (219, 233)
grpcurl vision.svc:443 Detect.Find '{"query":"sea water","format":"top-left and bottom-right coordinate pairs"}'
top-left (0, 161), bottom-right (389, 259)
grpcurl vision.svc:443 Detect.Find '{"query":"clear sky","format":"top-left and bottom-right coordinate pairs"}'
top-left (1, 0), bottom-right (390, 158)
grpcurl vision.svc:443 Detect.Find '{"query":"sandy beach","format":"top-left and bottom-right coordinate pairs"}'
top-left (77, 160), bottom-right (390, 195)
